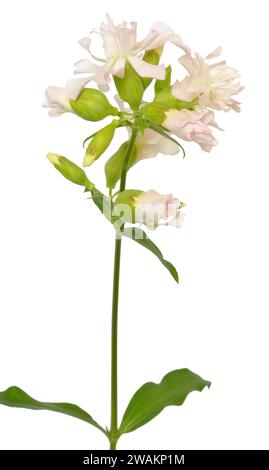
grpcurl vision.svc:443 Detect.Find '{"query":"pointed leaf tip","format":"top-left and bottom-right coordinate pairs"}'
top-left (120, 368), bottom-right (210, 434)
top-left (0, 386), bottom-right (107, 436)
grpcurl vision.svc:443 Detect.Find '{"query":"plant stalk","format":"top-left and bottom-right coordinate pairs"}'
top-left (109, 127), bottom-right (137, 450)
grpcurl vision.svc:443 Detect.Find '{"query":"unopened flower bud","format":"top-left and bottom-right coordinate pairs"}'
top-left (47, 153), bottom-right (93, 188)
top-left (70, 88), bottom-right (119, 121)
top-left (83, 120), bottom-right (118, 167)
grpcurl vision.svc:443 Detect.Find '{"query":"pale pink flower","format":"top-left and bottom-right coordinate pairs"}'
top-left (134, 190), bottom-right (183, 230)
top-left (43, 85), bottom-right (72, 117)
top-left (70, 14), bottom-right (190, 99)
top-left (164, 109), bottom-right (219, 152)
top-left (172, 47), bottom-right (243, 112)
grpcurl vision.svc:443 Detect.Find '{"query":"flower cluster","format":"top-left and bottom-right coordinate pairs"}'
top-left (44, 14), bottom-right (243, 230)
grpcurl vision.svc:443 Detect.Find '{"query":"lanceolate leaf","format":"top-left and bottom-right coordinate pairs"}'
top-left (90, 188), bottom-right (118, 224)
top-left (122, 227), bottom-right (179, 283)
top-left (120, 369), bottom-right (211, 434)
top-left (0, 386), bottom-right (107, 436)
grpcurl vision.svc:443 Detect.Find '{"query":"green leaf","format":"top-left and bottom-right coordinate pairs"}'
top-left (105, 141), bottom-right (137, 190)
top-left (114, 62), bottom-right (144, 110)
top-left (90, 188), bottom-right (116, 224)
top-left (122, 227), bottom-right (179, 283)
top-left (0, 386), bottom-right (107, 436)
top-left (141, 48), bottom-right (162, 89)
top-left (120, 369), bottom-right (211, 434)
top-left (154, 65), bottom-right (172, 94)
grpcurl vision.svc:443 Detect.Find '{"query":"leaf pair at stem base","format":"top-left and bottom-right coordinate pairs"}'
top-left (0, 368), bottom-right (210, 448)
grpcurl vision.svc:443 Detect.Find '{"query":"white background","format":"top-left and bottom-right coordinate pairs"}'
top-left (0, 0), bottom-right (268, 450)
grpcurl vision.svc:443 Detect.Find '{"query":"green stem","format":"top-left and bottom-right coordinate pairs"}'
top-left (109, 127), bottom-right (138, 449)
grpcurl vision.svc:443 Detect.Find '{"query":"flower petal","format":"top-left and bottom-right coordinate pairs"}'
top-left (206, 46), bottom-right (222, 60)
top-left (146, 22), bottom-right (190, 53)
top-left (117, 24), bottom-right (137, 57)
top-left (74, 59), bottom-right (101, 74)
top-left (178, 54), bottom-right (196, 74)
top-left (172, 80), bottom-right (198, 102)
top-left (133, 30), bottom-right (159, 53)
top-left (129, 56), bottom-right (165, 80)
top-left (136, 129), bottom-right (179, 161)
top-left (146, 21), bottom-right (174, 49)
top-left (65, 77), bottom-right (92, 100)
top-left (92, 61), bottom-right (112, 88)
top-left (111, 57), bottom-right (126, 78)
top-left (79, 37), bottom-right (91, 51)
top-left (169, 34), bottom-right (191, 54)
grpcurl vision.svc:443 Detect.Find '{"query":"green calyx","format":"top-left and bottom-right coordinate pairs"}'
top-left (154, 86), bottom-right (197, 110)
top-left (141, 86), bottom-right (198, 125)
top-left (114, 62), bottom-right (144, 111)
top-left (70, 88), bottom-right (119, 122)
top-left (113, 189), bottom-right (143, 224)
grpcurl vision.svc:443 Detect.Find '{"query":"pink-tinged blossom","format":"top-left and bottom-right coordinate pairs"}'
top-left (43, 85), bottom-right (72, 117)
top-left (172, 47), bottom-right (243, 112)
top-left (134, 190), bottom-right (184, 230)
top-left (70, 14), bottom-right (190, 98)
top-left (164, 109), bottom-right (219, 152)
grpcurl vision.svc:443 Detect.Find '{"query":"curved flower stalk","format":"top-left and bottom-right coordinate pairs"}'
top-left (1, 14), bottom-right (243, 451)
